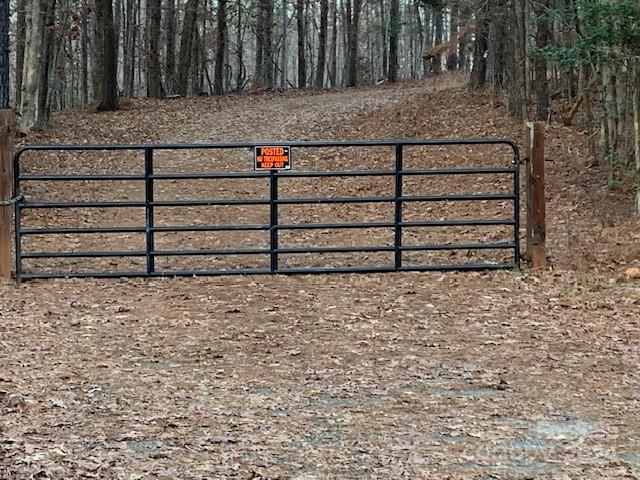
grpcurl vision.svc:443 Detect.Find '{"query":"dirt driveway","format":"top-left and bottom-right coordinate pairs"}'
top-left (1, 77), bottom-right (640, 479)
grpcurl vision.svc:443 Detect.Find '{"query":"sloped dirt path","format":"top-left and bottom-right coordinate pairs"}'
top-left (1, 77), bottom-right (639, 479)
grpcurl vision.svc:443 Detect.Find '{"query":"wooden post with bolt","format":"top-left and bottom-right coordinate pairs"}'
top-left (525, 121), bottom-right (546, 268)
top-left (0, 109), bottom-right (13, 280)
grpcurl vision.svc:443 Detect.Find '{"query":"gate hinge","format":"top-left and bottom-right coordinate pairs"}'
top-left (0, 194), bottom-right (24, 206)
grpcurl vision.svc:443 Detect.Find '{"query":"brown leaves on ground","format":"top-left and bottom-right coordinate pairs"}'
top-left (2, 75), bottom-right (640, 479)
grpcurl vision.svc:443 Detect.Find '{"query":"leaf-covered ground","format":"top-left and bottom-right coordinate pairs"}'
top-left (1, 75), bottom-right (639, 479)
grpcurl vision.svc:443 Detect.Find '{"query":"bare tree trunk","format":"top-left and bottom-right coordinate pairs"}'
top-left (487, 0), bottom-right (507, 89)
top-left (379, 0), bottom-right (386, 78)
top-left (470, 2), bottom-right (488, 89)
top-left (296, 0), bottom-right (306, 87)
top-left (0, 0), bottom-right (9, 107)
top-left (634, 63), bottom-right (640, 214)
top-left (122, 0), bottom-right (134, 96)
top-left (328, 0), bottom-right (337, 86)
top-left (387, 0), bottom-right (398, 82)
top-left (17, 0), bottom-right (45, 131)
top-left (255, 0), bottom-right (264, 84)
top-left (80, 3), bottom-right (89, 103)
top-left (236, 0), bottom-right (244, 91)
top-left (430, 4), bottom-right (442, 75)
top-left (315, 0), bottom-right (328, 87)
top-left (264, 0), bottom-right (273, 87)
top-left (214, 0), bottom-right (227, 95)
top-left (345, 0), bottom-right (361, 87)
top-left (164, 0), bottom-right (176, 94)
top-left (533, 0), bottom-right (549, 121)
top-left (178, 0), bottom-right (199, 95)
top-left (92, 2), bottom-right (103, 99)
top-left (190, 22), bottom-right (201, 93)
top-left (458, 6), bottom-right (469, 70)
top-left (280, 0), bottom-right (287, 88)
top-left (113, 0), bottom-right (121, 78)
top-left (446, 2), bottom-right (458, 70)
top-left (147, 0), bottom-right (164, 97)
top-left (96, 0), bottom-right (118, 110)
top-left (14, 0), bottom-right (27, 107)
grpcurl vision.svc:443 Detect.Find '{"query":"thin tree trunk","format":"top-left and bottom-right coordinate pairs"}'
top-left (17, 0), bottom-right (45, 131)
top-left (414, 0), bottom-right (423, 78)
top-left (14, 0), bottom-right (27, 107)
top-left (81, 3), bottom-right (89, 103)
top-left (328, 0), bottom-right (337, 86)
top-left (446, 2), bottom-right (458, 70)
top-left (255, 0), bottom-right (264, 84)
top-left (379, 0), bottom-right (386, 78)
top-left (387, 0), bottom-right (398, 82)
top-left (123, 0), bottom-right (134, 96)
top-left (34, 0), bottom-right (56, 128)
top-left (178, 0), bottom-right (199, 95)
top-left (280, 0), bottom-right (287, 88)
top-left (147, 0), bottom-right (164, 97)
top-left (533, 0), bottom-right (550, 121)
top-left (164, 0), bottom-right (176, 94)
top-left (113, 0), bottom-right (121, 79)
top-left (92, 2), bottom-right (103, 100)
top-left (296, 0), bottom-right (306, 87)
top-left (96, 0), bottom-right (118, 110)
top-left (0, 0), bottom-right (9, 107)
top-left (214, 0), bottom-right (227, 95)
top-left (236, 0), bottom-right (244, 91)
top-left (430, 4), bottom-right (442, 75)
top-left (264, 0), bottom-right (273, 87)
top-left (314, 0), bottom-right (328, 87)
top-left (634, 63), bottom-right (640, 214)
top-left (345, 0), bottom-right (361, 87)
top-left (470, 2), bottom-right (488, 89)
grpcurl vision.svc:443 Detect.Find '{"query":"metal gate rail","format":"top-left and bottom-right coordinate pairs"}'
top-left (13, 139), bottom-right (520, 281)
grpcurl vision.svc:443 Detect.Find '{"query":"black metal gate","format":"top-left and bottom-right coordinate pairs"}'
top-left (13, 139), bottom-right (520, 281)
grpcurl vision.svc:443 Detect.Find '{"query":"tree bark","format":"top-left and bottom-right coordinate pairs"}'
top-left (236, 0), bottom-right (244, 91)
top-left (178, 0), bottom-right (199, 95)
top-left (533, 0), bottom-right (550, 121)
top-left (315, 0), bottom-right (328, 87)
top-left (379, 0), bottom-right (386, 78)
top-left (214, 0), bottom-right (227, 95)
top-left (487, 0), bottom-right (507, 89)
top-left (96, 0), bottom-right (118, 110)
top-left (0, 0), bottom-right (9, 107)
top-left (328, 0), bottom-right (337, 86)
top-left (263, 0), bottom-right (273, 87)
top-left (15, 0), bottom-right (27, 107)
top-left (296, 0), bottom-right (306, 87)
top-left (255, 0), bottom-right (264, 84)
top-left (345, 0), bottom-right (361, 86)
top-left (430, 4), bottom-right (443, 75)
top-left (17, 0), bottom-right (45, 131)
top-left (387, 0), bottom-right (398, 82)
top-left (80, 3), bottom-right (89, 103)
top-left (122, 0), bottom-right (135, 96)
top-left (446, 2), bottom-right (458, 70)
top-left (164, 0), bottom-right (176, 94)
top-left (147, 0), bottom-right (164, 97)
top-left (470, 1), bottom-right (488, 89)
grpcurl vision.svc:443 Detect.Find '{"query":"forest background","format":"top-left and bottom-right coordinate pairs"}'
top-left (0, 0), bottom-right (639, 209)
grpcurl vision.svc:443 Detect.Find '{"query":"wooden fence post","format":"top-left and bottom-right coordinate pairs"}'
top-left (0, 109), bottom-right (14, 280)
top-left (525, 121), bottom-right (546, 268)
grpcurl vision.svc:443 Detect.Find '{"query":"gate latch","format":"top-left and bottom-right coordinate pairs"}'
top-left (0, 194), bottom-right (24, 206)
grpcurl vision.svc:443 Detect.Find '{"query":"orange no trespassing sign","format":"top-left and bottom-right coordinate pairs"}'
top-left (254, 146), bottom-right (291, 170)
